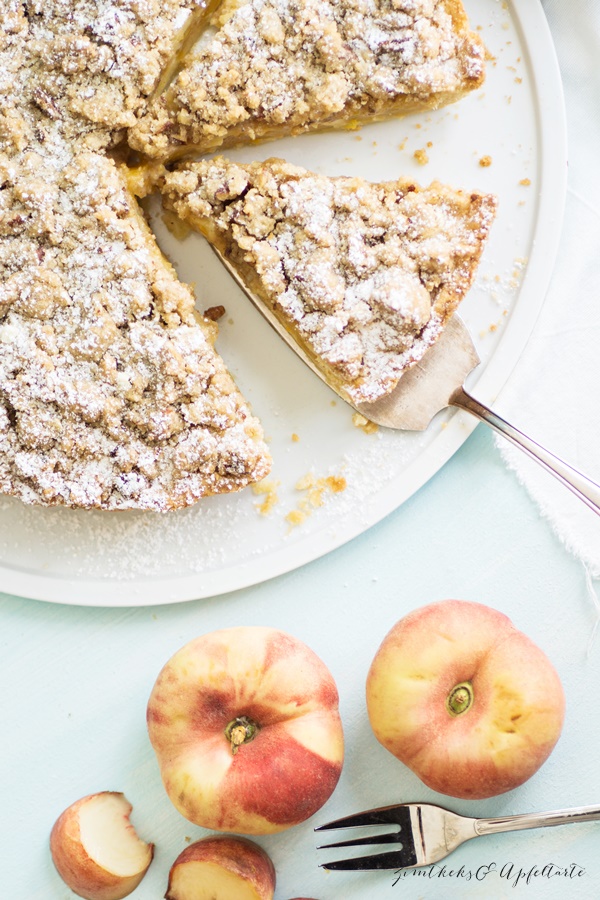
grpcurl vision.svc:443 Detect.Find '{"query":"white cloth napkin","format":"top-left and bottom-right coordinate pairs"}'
top-left (495, 0), bottom-right (600, 575)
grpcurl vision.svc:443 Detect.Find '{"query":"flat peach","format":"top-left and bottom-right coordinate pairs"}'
top-left (147, 626), bottom-right (344, 833)
top-left (366, 600), bottom-right (565, 799)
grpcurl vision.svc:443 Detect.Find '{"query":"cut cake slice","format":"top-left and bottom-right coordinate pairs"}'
top-left (129, 0), bottom-right (487, 160)
top-left (6, 0), bottom-right (215, 151)
top-left (158, 157), bottom-right (497, 404)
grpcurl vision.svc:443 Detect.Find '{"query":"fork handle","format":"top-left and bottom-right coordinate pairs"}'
top-left (475, 805), bottom-right (600, 836)
top-left (451, 386), bottom-right (600, 516)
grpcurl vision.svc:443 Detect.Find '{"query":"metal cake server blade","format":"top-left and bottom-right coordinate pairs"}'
top-left (356, 315), bottom-right (600, 516)
top-left (356, 314), bottom-right (479, 431)
top-left (212, 245), bottom-right (600, 515)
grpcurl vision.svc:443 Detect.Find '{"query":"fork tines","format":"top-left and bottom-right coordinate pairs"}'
top-left (315, 804), bottom-right (418, 870)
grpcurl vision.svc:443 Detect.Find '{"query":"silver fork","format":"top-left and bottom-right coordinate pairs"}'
top-left (316, 801), bottom-right (600, 870)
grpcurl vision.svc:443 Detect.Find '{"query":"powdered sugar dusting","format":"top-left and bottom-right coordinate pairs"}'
top-left (130, 0), bottom-right (486, 159)
top-left (2, 0), bottom-right (206, 148)
top-left (161, 157), bottom-right (497, 403)
top-left (0, 407), bottom-right (430, 581)
top-left (0, 1), bottom-right (271, 512)
top-left (0, 143), bottom-right (271, 510)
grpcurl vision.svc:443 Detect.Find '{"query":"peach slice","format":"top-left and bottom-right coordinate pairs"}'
top-left (50, 791), bottom-right (153, 900)
top-left (165, 836), bottom-right (276, 900)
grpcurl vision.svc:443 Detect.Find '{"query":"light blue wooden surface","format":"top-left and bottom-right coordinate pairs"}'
top-left (2, 425), bottom-right (600, 899)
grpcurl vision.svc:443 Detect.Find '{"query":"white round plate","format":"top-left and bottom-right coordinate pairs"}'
top-left (0, 0), bottom-right (566, 606)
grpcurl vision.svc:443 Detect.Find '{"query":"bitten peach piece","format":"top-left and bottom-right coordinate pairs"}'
top-left (50, 792), bottom-right (153, 900)
top-left (166, 836), bottom-right (276, 900)
top-left (366, 600), bottom-right (565, 799)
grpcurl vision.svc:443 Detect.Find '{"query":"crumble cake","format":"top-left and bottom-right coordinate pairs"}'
top-left (0, 140), bottom-right (270, 510)
top-left (1, 0), bottom-right (492, 512)
top-left (0, 0), bottom-right (271, 512)
top-left (158, 157), bottom-right (497, 404)
top-left (3, 0), bottom-right (215, 151)
top-left (129, 0), bottom-right (486, 160)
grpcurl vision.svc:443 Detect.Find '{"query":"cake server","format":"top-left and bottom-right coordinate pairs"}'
top-left (213, 247), bottom-right (600, 515)
top-left (355, 314), bottom-right (600, 516)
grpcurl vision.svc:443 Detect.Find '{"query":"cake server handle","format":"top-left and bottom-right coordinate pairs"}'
top-left (451, 385), bottom-right (600, 517)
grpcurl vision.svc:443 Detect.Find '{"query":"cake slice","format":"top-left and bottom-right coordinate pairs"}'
top-left (7, 0), bottom-right (217, 151)
top-left (158, 157), bottom-right (497, 404)
top-left (0, 140), bottom-right (270, 511)
top-left (129, 0), bottom-right (486, 160)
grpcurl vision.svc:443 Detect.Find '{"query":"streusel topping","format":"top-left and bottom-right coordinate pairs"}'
top-left (160, 158), bottom-right (497, 403)
top-left (129, 0), bottom-right (485, 159)
top-left (0, 0), bottom-right (272, 512)
top-left (0, 140), bottom-right (270, 510)
top-left (1, 0), bottom-right (489, 511)
top-left (3, 0), bottom-right (208, 150)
